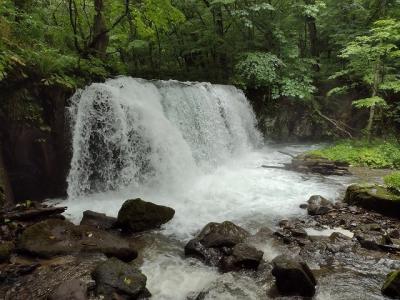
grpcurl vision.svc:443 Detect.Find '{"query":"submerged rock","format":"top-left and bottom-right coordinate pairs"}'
top-left (92, 257), bottom-right (149, 299)
top-left (80, 210), bottom-right (117, 230)
top-left (48, 279), bottom-right (88, 300)
top-left (117, 198), bottom-right (175, 232)
top-left (382, 270), bottom-right (400, 298)
top-left (345, 184), bottom-right (400, 218)
top-left (18, 219), bottom-right (137, 261)
top-left (271, 255), bottom-right (317, 297)
top-left (307, 195), bottom-right (333, 216)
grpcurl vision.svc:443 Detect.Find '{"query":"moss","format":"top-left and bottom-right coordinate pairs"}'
top-left (382, 270), bottom-right (400, 298)
top-left (345, 184), bottom-right (400, 218)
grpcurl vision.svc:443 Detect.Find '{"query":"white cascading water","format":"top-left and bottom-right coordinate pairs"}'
top-left (63, 77), bottom-right (351, 299)
top-left (67, 77), bottom-right (261, 198)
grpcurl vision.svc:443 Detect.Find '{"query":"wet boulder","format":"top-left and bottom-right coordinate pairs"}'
top-left (220, 243), bottom-right (263, 272)
top-left (117, 198), bottom-right (175, 232)
top-left (345, 184), bottom-right (400, 218)
top-left (185, 221), bottom-right (251, 268)
top-left (18, 219), bottom-right (137, 261)
top-left (196, 221), bottom-right (250, 248)
top-left (92, 257), bottom-right (149, 299)
top-left (48, 279), bottom-right (88, 300)
top-left (307, 195), bottom-right (333, 216)
top-left (80, 210), bottom-right (117, 230)
top-left (271, 255), bottom-right (317, 297)
top-left (382, 270), bottom-right (400, 298)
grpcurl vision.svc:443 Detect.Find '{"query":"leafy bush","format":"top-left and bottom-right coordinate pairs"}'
top-left (309, 139), bottom-right (400, 169)
top-left (384, 172), bottom-right (400, 194)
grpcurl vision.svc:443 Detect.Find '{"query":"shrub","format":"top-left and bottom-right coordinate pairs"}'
top-left (384, 172), bottom-right (400, 194)
top-left (309, 139), bottom-right (400, 169)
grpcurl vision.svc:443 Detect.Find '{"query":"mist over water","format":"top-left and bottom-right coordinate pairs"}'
top-left (64, 77), bottom-right (352, 299)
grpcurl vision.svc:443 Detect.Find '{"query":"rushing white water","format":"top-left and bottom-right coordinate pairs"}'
top-left (63, 77), bottom-right (355, 299)
top-left (67, 77), bottom-right (261, 198)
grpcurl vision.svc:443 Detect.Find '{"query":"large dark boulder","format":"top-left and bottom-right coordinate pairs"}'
top-left (307, 195), bottom-right (333, 216)
top-left (195, 221), bottom-right (250, 248)
top-left (220, 243), bottom-right (263, 272)
top-left (18, 219), bottom-right (137, 261)
top-left (48, 279), bottom-right (88, 300)
top-left (117, 198), bottom-right (175, 232)
top-left (271, 255), bottom-right (317, 297)
top-left (92, 257), bottom-right (149, 299)
top-left (185, 221), bottom-right (254, 270)
top-left (345, 184), bottom-right (400, 218)
top-left (80, 210), bottom-right (117, 230)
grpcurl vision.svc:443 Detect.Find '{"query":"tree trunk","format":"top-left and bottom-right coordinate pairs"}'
top-left (304, 0), bottom-right (319, 70)
top-left (366, 104), bottom-right (375, 142)
top-left (90, 0), bottom-right (109, 59)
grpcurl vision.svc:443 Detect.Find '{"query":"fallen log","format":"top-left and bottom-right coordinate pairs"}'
top-left (2, 206), bottom-right (67, 221)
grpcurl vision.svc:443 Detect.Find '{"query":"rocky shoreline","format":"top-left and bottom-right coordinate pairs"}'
top-left (1, 158), bottom-right (400, 299)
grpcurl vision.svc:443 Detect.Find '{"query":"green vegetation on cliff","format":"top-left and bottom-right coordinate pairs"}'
top-left (310, 139), bottom-right (400, 169)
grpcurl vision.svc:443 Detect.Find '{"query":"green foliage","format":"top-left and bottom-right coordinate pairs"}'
top-left (352, 96), bottom-right (387, 109)
top-left (384, 172), bottom-right (400, 194)
top-left (235, 52), bottom-right (315, 100)
top-left (310, 139), bottom-right (400, 169)
top-left (235, 52), bottom-right (282, 88)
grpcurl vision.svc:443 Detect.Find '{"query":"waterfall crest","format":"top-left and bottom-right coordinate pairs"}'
top-left (67, 77), bottom-right (262, 198)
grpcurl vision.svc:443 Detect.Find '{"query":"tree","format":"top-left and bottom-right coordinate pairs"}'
top-left (330, 19), bottom-right (400, 140)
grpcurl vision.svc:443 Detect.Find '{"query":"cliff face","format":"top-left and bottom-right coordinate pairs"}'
top-left (0, 88), bottom-right (71, 204)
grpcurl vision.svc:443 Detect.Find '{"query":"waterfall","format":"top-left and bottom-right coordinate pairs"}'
top-left (67, 77), bottom-right (262, 198)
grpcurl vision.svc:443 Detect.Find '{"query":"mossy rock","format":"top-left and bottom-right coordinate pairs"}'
top-left (0, 241), bottom-right (14, 262)
top-left (92, 257), bottom-right (149, 299)
top-left (382, 270), bottom-right (400, 298)
top-left (117, 198), bottom-right (175, 232)
top-left (345, 184), bottom-right (400, 218)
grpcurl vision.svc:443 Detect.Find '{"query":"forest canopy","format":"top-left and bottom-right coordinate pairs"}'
top-left (0, 0), bottom-right (400, 138)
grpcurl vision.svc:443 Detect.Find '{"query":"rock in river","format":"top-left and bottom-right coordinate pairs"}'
top-left (80, 210), bottom-right (117, 230)
top-left (307, 195), bottom-right (333, 216)
top-left (117, 198), bottom-right (175, 232)
top-left (345, 184), bottom-right (400, 218)
top-left (185, 221), bottom-right (260, 272)
top-left (18, 219), bottom-right (137, 261)
top-left (92, 257), bottom-right (150, 299)
top-left (220, 243), bottom-right (263, 272)
top-left (271, 255), bottom-right (317, 297)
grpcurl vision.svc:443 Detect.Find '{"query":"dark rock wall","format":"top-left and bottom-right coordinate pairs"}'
top-left (1, 89), bottom-right (71, 203)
